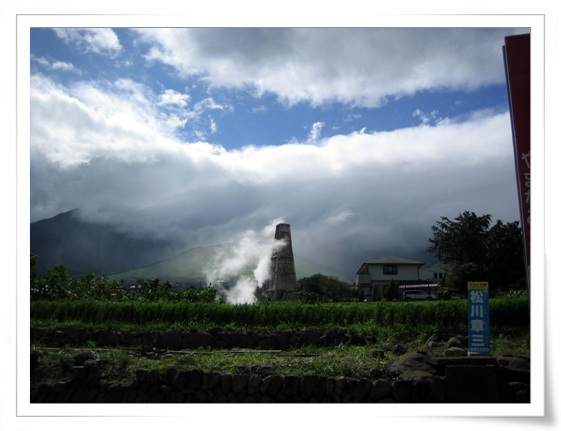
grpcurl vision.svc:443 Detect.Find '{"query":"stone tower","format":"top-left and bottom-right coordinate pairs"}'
top-left (268, 223), bottom-right (296, 300)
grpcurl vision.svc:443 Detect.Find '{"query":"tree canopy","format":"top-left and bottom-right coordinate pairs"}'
top-left (297, 273), bottom-right (354, 302)
top-left (427, 211), bottom-right (526, 294)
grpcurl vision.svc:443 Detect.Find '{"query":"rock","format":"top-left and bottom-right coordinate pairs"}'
top-left (312, 376), bottom-right (328, 400)
top-left (497, 355), bottom-right (530, 383)
top-left (426, 376), bottom-right (447, 402)
top-left (160, 329), bottom-right (183, 350)
top-left (160, 367), bottom-right (178, 385)
top-left (85, 362), bottom-right (102, 381)
top-left (370, 380), bottom-right (393, 401)
top-left (248, 374), bottom-right (262, 395)
top-left (207, 372), bottom-right (222, 390)
top-left (73, 351), bottom-right (95, 365)
top-left (94, 329), bottom-right (120, 347)
top-left (147, 368), bottom-right (160, 385)
top-left (300, 330), bottom-right (322, 346)
top-left (446, 337), bottom-right (465, 349)
top-left (183, 332), bottom-right (213, 349)
top-left (299, 375), bottom-right (317, 399)
top-left (508, 381), bottom-right (531, 403)
top-left (411, 379), bottom-right (428, 402)
top-left (341, 378), bottom-right (358, 402)
top-left (65, 327), bottom-right (92, 345)
top-left (400, 370), bottom-right (434, 379)
top-left (160, 384), bottom-right (173, 398)
top-left (354, 378), bottom-right (373, 402)
top-left (136, 368), bottom-right (149, 383)
top-left (444, 347), bottom-right (467, 357)
top-left (221, 373), bottom-right (233, 394)
top-left (322, 327), bottom-right (348, 346)
top-left (231, 374), bottom-right (249, 394)
top-left (392, 380), bottom-right (412, 402)
top-left (172, 369), bottom-right (190, 390)
top-left (369, 367), bottom-right (383, 379)
top-left (392, 344), bottom-right (407, 355)
top-left (282, 375), bottom-right (300, 396)
top-left (120, 331), bottom-right (138, 346)
top-left (71, 366), bottom-right (87, 381)
top-left (187, 369), bottom-right (204, 390)
top-left (446, 365), bottom-right (498, 403)
top-left (333, 376), bottom-right (347, 398)
top-left (263, 375), bottom-right (283, 396)
top-left (388, 352), bottom-right (435, 377)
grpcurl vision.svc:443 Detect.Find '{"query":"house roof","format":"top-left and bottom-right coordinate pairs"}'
top-left (363, 256), bottom-right (425, 265)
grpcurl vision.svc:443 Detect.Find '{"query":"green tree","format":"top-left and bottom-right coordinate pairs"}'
top-left (486, 220), bottom-right (526, 291)
top-left (383, 279), bottom-right (399, 301)
top-left (298, 274), bottom-right (352, 302)
top-left (427, 211), bottom-right (526, 294)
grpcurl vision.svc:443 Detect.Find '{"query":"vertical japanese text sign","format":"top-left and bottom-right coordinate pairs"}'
top-left (468, 282), bottom-right (490, 354)
top-left (503, 34), bottom-right (530, 278)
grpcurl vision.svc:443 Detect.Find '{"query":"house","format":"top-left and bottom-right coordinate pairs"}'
top-left (355, 256), bottom-right (425, 301)
top-left (419, 261), bottom-right (449, 283)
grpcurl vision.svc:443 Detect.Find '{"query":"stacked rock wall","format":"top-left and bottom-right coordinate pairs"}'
top-left (30, 354), bottom-right (530, 403)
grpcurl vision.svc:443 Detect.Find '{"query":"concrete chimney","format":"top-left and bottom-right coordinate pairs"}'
top-left (269, 223), bottom-right (296, 300)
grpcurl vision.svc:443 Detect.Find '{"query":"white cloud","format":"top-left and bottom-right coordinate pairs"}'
top-left (133, 27), bottom-right (527, 108)
top-left (32, 55), bottom-right (81, 74)
top-left (252, 105), bottom-right (268, 114)
top-left (157, 89), bottom-right (190, 108)
top-left (53, 28), bottom-right (122, 57)
top-left (30, 71), bottom-right (519, 276)
top-left (412, 108), bottom-right (445, 126)
top-left (307, 122), bottom-right (324, 143)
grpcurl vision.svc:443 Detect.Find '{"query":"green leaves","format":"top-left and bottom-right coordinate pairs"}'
top-left (427, 212), bottom-right (526, 293)
top-left (30, 255), bottom-right (221, 303)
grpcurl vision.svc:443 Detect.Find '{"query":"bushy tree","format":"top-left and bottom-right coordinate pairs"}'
top-left (297, 274), bottom-right (353, 302)
top-left (427, 211), bottom-right (526, 295)
top-left (383, 279), bottom-right (399, 301)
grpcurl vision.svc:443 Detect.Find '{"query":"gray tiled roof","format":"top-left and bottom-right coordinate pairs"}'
top-left (364, 255), bottom-right (424, 265)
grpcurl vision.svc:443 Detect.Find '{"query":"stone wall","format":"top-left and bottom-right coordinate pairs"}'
top-left (30, 352), bottom-right (530, 403)
top-left (30, 328), bottom-right (530, 403)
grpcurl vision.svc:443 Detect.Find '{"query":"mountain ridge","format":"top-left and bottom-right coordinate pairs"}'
top-left (31, 210), bottom-right (351, 284)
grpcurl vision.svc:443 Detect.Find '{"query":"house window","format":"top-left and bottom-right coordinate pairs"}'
top-left (383, 265), bottom-right (397, 275)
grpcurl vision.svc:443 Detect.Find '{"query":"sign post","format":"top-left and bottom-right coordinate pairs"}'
top-left (503, 33), bottom-right (530, 293)
top-left (468, 282), bottom-right (490, 355)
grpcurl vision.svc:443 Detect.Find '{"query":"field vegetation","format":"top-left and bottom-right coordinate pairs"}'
top-left (30, 255), bottom-right (530, 383)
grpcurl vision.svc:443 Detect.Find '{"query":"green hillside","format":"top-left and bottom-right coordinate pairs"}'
top-left (108, 243), bottom-right (351, 285)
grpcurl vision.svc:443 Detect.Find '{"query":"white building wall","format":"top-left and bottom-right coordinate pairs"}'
top-left (368, 265), bottom-right (420, 281)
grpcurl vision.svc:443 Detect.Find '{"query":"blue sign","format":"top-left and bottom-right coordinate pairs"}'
top-left (467, 282), bottom-right (490, 354)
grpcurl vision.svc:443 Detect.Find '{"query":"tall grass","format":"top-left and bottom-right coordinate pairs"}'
top-left (31, 298), bottom-right (529, 330)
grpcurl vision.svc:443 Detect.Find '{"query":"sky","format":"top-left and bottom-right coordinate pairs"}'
top-left (29, 27), bottom-right (530, 279)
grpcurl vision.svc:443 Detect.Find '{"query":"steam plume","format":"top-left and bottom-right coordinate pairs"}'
top-left (203, 219), bottom-right (286, 303)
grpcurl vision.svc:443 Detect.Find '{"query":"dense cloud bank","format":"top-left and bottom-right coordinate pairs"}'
top-left (30, 28), bottom-right (523, 277)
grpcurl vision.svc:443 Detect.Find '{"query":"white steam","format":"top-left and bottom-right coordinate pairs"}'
top-left (203, 219), bottom-right (286, 304)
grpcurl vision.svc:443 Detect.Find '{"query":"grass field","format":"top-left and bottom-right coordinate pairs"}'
top-left (31, 297), bottom-right (529, 335)
top-left (31, 297), bottom-right (530, 385)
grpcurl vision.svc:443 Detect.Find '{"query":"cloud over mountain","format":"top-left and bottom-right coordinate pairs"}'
top-left (30, 27), bottom-right (524, 277)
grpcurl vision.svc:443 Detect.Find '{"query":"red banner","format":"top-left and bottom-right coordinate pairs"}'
top-left (504, 33), bottom-right (530, 270)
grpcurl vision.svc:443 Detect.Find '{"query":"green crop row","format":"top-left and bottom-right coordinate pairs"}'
top-left (30, 297), bottom-right (529, 330)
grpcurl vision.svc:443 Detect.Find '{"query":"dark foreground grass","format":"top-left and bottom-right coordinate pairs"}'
top-left (31, 328), bottom-right (530, 388)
